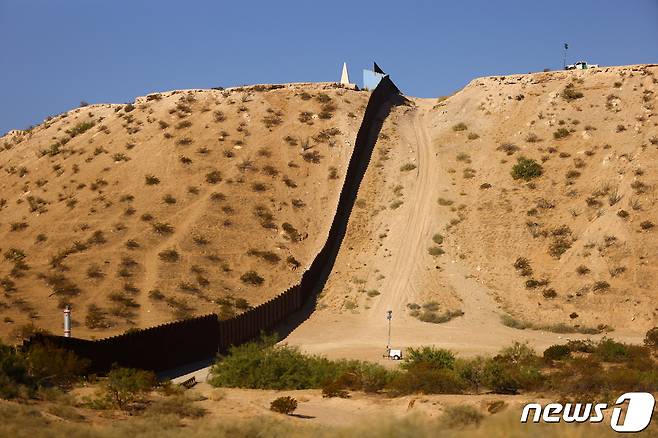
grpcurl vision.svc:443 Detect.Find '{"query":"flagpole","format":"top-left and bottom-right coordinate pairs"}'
top-left (563, 43), bottom-right (568, 70)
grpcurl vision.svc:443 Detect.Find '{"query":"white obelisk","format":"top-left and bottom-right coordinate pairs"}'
top-left (340, 62), bottom-right (350, 86)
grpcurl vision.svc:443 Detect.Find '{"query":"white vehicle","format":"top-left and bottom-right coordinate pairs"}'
top-left (566, 61), bottom-right (599, 70)
top-left (386, 348), bottom-right (402, 360)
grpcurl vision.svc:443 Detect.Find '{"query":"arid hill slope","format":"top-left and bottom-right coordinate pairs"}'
top-left (0, 83), bottom-right (368, 340)
top-left (287, 64), bottom-right (658, 360)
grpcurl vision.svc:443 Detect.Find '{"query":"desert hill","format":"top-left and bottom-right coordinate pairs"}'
top-left (286, 64), bottom-right (658, 359)
top-left (2, 64), bottom-right (657, 356)
top-left (0, 83), bottom-right (368, 340)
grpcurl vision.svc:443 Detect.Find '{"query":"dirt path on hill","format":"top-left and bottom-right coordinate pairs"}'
top-left (139, 195), bottom-right (211, 326)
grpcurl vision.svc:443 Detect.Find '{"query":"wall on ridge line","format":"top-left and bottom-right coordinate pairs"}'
top-left (22, 77), bottom-right (402, 374)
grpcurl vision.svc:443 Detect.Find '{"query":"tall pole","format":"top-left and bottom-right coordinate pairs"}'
top-left (386, 310), bottom-right (392, 349)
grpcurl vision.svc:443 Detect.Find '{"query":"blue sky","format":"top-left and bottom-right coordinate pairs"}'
top-left (1, 0), bottom-right (657, 134)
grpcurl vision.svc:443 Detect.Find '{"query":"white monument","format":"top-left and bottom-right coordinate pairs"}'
top-left (340, 62), bottom-right (351, 86)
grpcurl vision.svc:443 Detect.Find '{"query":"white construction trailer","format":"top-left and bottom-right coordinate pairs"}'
top-left (566, 61), bottom-right (599, 70)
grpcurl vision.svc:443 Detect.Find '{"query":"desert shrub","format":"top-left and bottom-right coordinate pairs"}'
top-left (592, 280), bottom-right (610, 292)
top-left (511, 157), bottom-right (542, 181)
top-left (205, 170), bottom-right (222, 184)
top-left (418, 309), bottom-right (463, 324)
top-left (102, 367), bottom-right (156, 410)
top-left (440, 405), bottom-right (484, 429)
top-left (144, 174), bottom-right (160, 185)
top-left (282, 223), bottom-right (301, 241)
top-left (162, 194), bottom-right (176, 205)
top-left (301, 150), bottom-right (321, 163)
top-left (561, 83), bottom-right (584, 101)
top-left (428, 246), bottom-right (444, 256)
top-left (400, 163), bottom-right (416, 172)
top-left (483, 346), bottom-right (543, 395)
top-left (452, 122), bottom-right (467, 131)
top-left (497, 143), bottom-right (519, 155)
top-left (553, 128), bottom-right (570, 139)
top-left (66, 121), bottom-right (95, 137)
top-left (270, 396), bottom-right (297, 415)
top-left (401, 346), bottom-right (455, 371)
top-left (594, 338), bottom-right (629, 362)
top-left (24, 343), bottom-right (88, 389)
top-left (549, 236), bottom-right (572, 258)
top-left (85, 304), bottom-right (112, 329)
top-left (321, 380), bottom-right (350, 398)
top-left (158, 249), bottom-right (179, 262)
top-left (644, 327), bottom-right (658, 348)
top-left (240, 271), bottom-right (264, 285)
top-left (525, 133), bottom-right (540, 143)
top-left (152, 222), bottom-right (174, 234)
top-left (145, 395), bottom-right (206, 418)
top-left (513, 257), bottom-right (532, 276)
top-left (455, 357), bottom-right (487, 394)
top-left (209, 336), bottom-right (389, 392)
top-left (640, 220), bottom-right (654, 230)
top-left (543, 344), bottom-right (571, 362)
top-left (389, 364), bottom-right (465, 395)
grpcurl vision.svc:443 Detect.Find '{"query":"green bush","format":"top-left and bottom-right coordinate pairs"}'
top-left (401, 346), bottom-right (455, 371)
top-left (208, 335), bottom-right (389, 392)
top-left (103, 367), bottom-right (156, 410)
top-left (594, 338), bottom-right (630, 362)
top-left (511, 157), bottom-right (543, 181)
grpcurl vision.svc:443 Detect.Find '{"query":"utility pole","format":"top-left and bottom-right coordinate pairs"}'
top-left (563, 43), bottom-right (569, 70)
top-left (386, 310), bottom-right (392, 349)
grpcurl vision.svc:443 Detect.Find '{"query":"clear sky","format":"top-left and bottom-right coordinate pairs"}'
top-left (1, 0), bottom-right (657, 134)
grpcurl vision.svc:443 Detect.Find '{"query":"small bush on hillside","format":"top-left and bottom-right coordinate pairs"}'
top-left (205, 170), bottom-right (222, 184)
top-left (511, 157), bottom-right (543, 181)
top-left (553, 128), bottom-right (570, 139)
top-left (561, 84), bottom-right (584, 101)
top-left (152, 222), bottom-right (174, 234)
top-left (452, 122), bottom-right (467, 131)
top-left (400, 163), bottom-right (416, 172)
top-left (158, 249), bottom-right (179, 262)
top-left (144, 175), bottom-right (160, 185)
top-left (428, 246), bottom-right (445, 256)
top-left (270, 396), bottom-right (297, 415)
top-left (240, 271), bottom-right (264, 285)
top-left (497, 143), bottom-right (520, 155)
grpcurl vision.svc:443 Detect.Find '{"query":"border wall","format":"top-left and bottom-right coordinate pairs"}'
top-left (23, 76), bottom-right (402, 373)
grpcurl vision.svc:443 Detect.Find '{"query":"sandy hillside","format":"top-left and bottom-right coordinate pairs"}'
top-left (0, 83), bottom-right (368, 340)
top-left (286, 64), bottom-right (658, 360)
